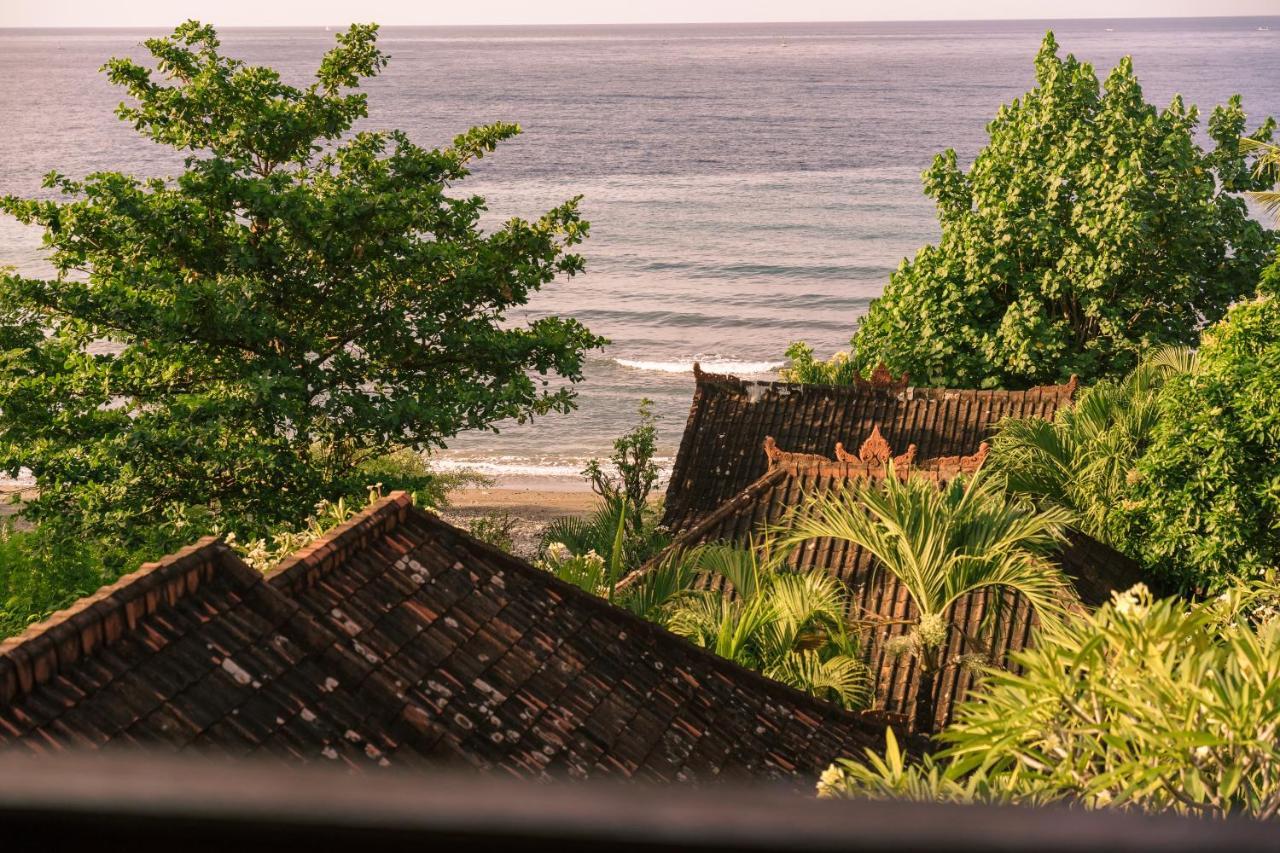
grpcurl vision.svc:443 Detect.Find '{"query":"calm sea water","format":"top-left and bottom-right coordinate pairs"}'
top-left (2, 19), bottom-right (1278, 482)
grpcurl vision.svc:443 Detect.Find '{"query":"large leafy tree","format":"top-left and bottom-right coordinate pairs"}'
top-left (829, 32), bottom-right (1276, 389)
top-left (1117, 269), bottom-right (1280, 592)
top-left (0, 22), bottom-right (602, 545)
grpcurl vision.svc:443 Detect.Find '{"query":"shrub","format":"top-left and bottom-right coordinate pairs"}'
top-left (795, 32), bottom-right (1275, 389)
top-left (820, 584), bottom-right (1280, 820)
top-left (466, 511), bottom-right (517, 553)
top-left (1117, 282), bottom-right (1280, 591)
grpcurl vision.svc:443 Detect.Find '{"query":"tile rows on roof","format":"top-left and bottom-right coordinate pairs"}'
top-left (0, 494), bottom-right (886, 783)
top-left (664, 367), bottom-right (1078, 533)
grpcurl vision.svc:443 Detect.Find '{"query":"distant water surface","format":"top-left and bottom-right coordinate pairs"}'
top-left (2, 19), bottom-right (1278, 482)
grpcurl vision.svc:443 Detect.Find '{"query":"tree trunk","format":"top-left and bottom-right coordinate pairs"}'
top-left (912, 654), bottom-right (940, 735)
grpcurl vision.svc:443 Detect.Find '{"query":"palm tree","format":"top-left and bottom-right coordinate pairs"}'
top-left (1241, 137), bottom-right (1280, 223)
top-left (775, 466), bottom-right (1073, 733)
top-left (987, 345), bottom-right (1194, 540)
top-left (659, 541), bottom-right (872, 711)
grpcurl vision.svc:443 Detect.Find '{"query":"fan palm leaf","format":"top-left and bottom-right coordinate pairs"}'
top-left (774, 464), bottom-right (1073, 731)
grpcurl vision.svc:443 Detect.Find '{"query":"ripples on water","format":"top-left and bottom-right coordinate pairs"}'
top-left (1, 19), bottom-right (1278, 480)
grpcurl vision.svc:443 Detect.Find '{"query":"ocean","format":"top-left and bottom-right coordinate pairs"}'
top-left (2, 18), bottom-right (1278, 485)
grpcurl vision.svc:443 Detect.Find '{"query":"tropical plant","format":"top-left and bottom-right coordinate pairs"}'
top-left (792, 32), bottom-right (1276, 389)
top-left (0, 22), bottom-right (602, 549)
top-left (1117, 284), bottom-right (1280, 591)
top-left (1242, 136), bottom-right (1280, 222)
top-left (661, 542), bottom-right (872, 710)
top-left (539, 499), bottom-right (629, 600)
top-left (988, 345), bottom-right (1194, 541)
top-left (541, 494), bottom-right (666, 582)
top-left (541, 401), bottom-right (670, 575)
top-left (820, 583), bottom-right (1280, 820)
top-left (582, 398), bottom-right (663, 540)
top-left (776, 465), bottom-right (1072, 732)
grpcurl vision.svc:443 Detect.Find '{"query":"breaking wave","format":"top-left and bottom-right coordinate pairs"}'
top-left (613, 357), bottom-right (784, 376)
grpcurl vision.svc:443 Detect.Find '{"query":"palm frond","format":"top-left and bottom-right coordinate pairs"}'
top-left (765, 651), bottom-right (871, 710)
top-left (617, 545), bottom-right (703, 620)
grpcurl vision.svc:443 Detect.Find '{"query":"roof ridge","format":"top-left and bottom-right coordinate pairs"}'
top-left (265, 492), bottom-right (414, 597)
top-left (404, 503), bottom-right (891, 738)
top-left (0, 537), bottom-right (248, 705)
top-left (695, 368), bottom-right (1079, 402)
top-left (617, 466), bottom-right (790, 593)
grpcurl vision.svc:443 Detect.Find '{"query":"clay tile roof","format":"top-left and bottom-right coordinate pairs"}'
top-left (0, 494), bottom-right (884, 783)
top-left (264, 494), bottom-right (885, 783)
top-left (0, 536), bottom-right (453, 765)
top-left (628, 444), bottom-right (1146, 731)
top-left (664, 366), bottom-right (1079, 532)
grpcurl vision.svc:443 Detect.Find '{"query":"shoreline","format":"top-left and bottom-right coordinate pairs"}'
top-left (441, 480), bottom-right (601, 557)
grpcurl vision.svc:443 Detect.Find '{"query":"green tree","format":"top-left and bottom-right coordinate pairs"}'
top-left (819, 584), bottom-right (1280, 820)
top-left (1117, 278), bottom-right (1280, 591)
top-left (801, 32), bottom-right (1275, 389)
top-left (777, 466), bottom-right (1072, 733)
top-left (0, 22), bottom-right (602, 547)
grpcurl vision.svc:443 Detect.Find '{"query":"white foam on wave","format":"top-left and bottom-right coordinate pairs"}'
top-left (614, 357), bottom-right (784, 376)
top-left (432, 455), bottom-right (674, 481)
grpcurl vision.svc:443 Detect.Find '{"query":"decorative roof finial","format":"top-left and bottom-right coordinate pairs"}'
top-left (857, 425), bottom-right (893, 465)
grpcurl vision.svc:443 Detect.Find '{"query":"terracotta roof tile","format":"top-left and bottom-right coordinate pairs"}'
top-left (664, 366), bottom-right (1078, 531)
top-left (0, 495), bottom-right (885, 784)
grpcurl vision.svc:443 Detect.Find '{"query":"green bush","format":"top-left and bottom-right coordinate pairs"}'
top-left (987, 345), bottom-right (1193, 544)
top-left (0, 526), bottom-right (156, 638)
top-left (794, 32), bottom-right (1275, 389)
top-left (1118, 281), bottom-right (1280, 591)
top-left (819, 584), bottom-right (1280, 820)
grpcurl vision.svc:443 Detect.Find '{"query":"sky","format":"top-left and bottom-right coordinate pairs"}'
top-left (2, 0), bottom-right (1278, 27)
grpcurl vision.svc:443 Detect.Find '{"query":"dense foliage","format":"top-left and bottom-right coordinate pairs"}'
top-left (1117, 283), bottom-right (1280, 591)
top-left (790, 32), bottom-right (1276, 389)
top-left (0, 22), bottom-right (601, 548)
top-left (610, 543), bottom-right (872, 710)
top-left (777, 466), bottom-right (1071, 731)
top-left (988, 346), bottom-right (1193, 543)
top-left (820, 584), bottom-right (1280, 820)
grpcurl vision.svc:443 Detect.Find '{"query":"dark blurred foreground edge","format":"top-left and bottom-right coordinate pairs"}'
top-left (0, 752), bottom-right (1275, 852)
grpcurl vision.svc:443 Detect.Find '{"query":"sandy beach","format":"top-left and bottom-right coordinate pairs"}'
top-left (440, 478), bottom-right (600, 557)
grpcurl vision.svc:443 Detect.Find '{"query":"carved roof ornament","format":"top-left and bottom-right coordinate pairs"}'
top-left (857, 425), bottom-right (892, 464)
top-left (927, 441), bottom-right (991, 473)
top-left (852, 363), bottom-right (909, 395)
top-left (835, 426), bottom-right (917, 468)
top-left (762, 436), bottom-right (831, 467)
